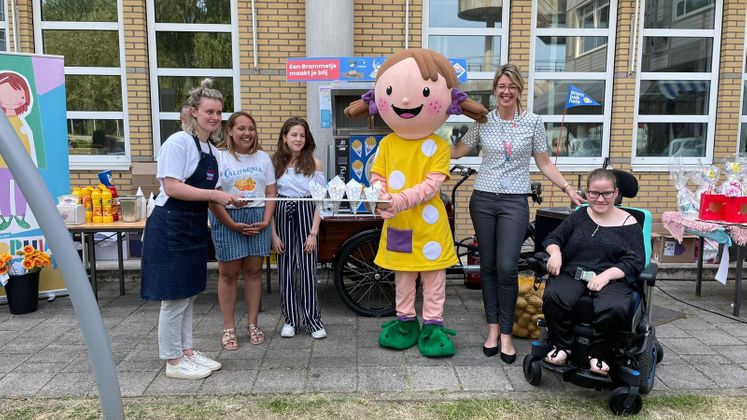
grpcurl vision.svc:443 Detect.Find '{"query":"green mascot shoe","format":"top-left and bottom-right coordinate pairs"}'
top-left (378, 318), bottom-right (421, 350)
top-left (418, 323), bottom-right (457, 357)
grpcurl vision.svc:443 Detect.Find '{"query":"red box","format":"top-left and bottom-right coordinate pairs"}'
top-left (699, 193), bottom-right (727, 221)
top-left (724, 196), bottom-right (747, 223)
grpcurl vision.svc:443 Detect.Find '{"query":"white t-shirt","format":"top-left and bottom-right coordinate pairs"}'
top-left (216, 149), bottom-right (276, 209)
top-left (276, 168), bottom-right (325, 197)
top-left (155, 131), bottom-right (218, 207)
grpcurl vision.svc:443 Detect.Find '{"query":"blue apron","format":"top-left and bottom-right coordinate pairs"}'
top-left (140, 135), bottom-right (218, 300)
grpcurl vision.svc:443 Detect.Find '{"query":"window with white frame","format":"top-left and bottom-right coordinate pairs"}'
top-left (633, 0), bottom-right (720, 165)
top-left (529, 0), bottom-right (616, 166)
top-left (33, 0), bottom-right (130, 169)
top-left (1, 1), bottom-right (7, 51)
top-left (147, 0), bottom-right (240, 153)
top-left (423, 0), bottom-right (510, 162)
top-left (740, 28), bottom-right (747, 154)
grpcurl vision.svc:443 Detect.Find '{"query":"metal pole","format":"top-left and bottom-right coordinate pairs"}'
top-left (0, 114), bottom-right (123, 419)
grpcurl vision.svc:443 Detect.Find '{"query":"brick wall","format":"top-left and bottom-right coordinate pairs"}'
top-left (4, 0), bottom-right (747, 227)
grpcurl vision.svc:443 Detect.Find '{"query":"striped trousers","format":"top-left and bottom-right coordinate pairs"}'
top-left (274, 196), bottom-right (324, 334)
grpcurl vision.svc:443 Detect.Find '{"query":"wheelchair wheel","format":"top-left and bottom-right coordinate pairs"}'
top-left (333, 230), bottom-right (395, 317)
top-left (608, 387), bottom-right (642, 416)
top-left (522, 355), bottom-right (542, 386)
top-left (636, 338), bottom-right (657, 395)
top-left (655, 341), bottom-right (664, 364)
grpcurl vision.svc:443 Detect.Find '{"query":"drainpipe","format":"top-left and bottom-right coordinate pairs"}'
top-left (405, 0), bottom-right (410, 49)
top-left (11, 0), bottom-right (19, 51)
top-left (251, 0), bottom-right (258, 72)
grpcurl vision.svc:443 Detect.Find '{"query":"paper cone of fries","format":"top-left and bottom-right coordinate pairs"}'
top-left (345, 179), bottom-right (363, 215)
top-left (363, 180), bottom-right (383, 214)
top-left (327, 176), bottom-right (346, 213)
top-left (308, 180), bottom-right (327, 211)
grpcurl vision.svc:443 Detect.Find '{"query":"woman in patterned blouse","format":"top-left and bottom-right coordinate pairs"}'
top-left (451, 63), bottom-right (584, 364)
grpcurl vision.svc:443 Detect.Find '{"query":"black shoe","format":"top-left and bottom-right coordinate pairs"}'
top-left (500, 351), bottom-right (517, 364)
top-left (482, 345), bottom-right (499, 357)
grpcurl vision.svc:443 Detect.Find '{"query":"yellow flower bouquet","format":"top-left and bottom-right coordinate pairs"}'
top-left (0, 245), bottom-right (51, 286)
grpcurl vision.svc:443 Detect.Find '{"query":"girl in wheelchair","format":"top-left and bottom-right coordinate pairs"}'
top-left (541, 168), bottom-right (645, 376)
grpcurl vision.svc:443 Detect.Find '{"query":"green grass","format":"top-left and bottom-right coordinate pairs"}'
top-left (1, 394), bottom-right (745, 419)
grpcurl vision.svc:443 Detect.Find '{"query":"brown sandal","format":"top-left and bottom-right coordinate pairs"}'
top-left (248, 324), bottom-right (265, 345)
top-left (221, 328), bottom-right (238, 351)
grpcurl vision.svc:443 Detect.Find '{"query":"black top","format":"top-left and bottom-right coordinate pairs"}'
top-left (543, 207), bottom-right (645, 286)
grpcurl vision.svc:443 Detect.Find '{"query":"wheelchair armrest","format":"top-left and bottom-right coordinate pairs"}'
top-left (527, 252), bottom-right (549, 278)
top-left (639, 261), bottom-right (657, 287)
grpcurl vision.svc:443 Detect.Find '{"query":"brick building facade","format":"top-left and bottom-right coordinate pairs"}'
top-left (1, 0), bottom-right (746, 240)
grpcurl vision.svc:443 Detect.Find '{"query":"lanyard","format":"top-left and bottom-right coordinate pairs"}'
top-left (500, 111), bottom-right (520, 162)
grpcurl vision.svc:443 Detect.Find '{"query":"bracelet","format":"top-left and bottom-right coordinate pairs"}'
top-left (558, 182), bottom-right (570, 193)
top-left (309, 232), bottom-right (318, 237)
top-left (207, 190), bottom-right (213, 203)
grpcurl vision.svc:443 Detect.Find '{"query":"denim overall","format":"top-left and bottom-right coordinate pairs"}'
top-left (140, 136), bottom-right (218, 300)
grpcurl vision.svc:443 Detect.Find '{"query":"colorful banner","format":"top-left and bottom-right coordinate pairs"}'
top-left (0, 52), bottom-right (69, 297)
top-left (287, 57), bottom-right (469, 83)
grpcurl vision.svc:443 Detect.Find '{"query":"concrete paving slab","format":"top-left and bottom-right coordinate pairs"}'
top-left (454, 365), bottom-right (512, 391)
top-left (200, 369), bottom-right (258, 394)
top-left (38, 372), bottom-right (96, 397)
top-left (0, 372), bottom-right (55, 397)
top-left (660, 337), bottom-right (717, 355)
top-left (357, 366), bottom-right (407, 392)
top-left (307, 367), bottom-right (357, 392)
top-left (657, 364), bottom-right (718, 390)
top-left (253, 368), bottom-right (307, 393)
top-left (407, 365), bottom-right (461, 391)
top-left (118, 370), bottom-right (160, 397)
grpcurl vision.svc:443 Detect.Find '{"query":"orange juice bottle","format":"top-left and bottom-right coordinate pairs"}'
top-left (92, 188), bottom-right (103, 223)
top-left (102, 187), bottom-right (113, 219)
top-left (82, 187), bottom-right (93, 223)
top-left (72, 187), bottom-right (81, 205)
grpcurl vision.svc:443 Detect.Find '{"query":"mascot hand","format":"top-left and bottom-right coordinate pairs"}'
top-left (377, 192), bottom-right (400, 219)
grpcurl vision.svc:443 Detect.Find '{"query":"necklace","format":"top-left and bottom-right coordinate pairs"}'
top-left (591, 223), bottom-right (600, 237)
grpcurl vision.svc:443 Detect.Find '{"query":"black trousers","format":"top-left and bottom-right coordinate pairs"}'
top-left (469, 190), bottom-right (529, 334)
top-left (542, 273), bottom-right (634, 356)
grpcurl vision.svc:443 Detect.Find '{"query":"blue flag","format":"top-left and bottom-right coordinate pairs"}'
top-left (565, 85), bottom-right (600, 109)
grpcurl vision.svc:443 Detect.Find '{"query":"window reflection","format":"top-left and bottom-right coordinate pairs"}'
top-left (535, 36), bottom-right (607, 72)
top-left (545, 123), bottom-right (603, 157)
top-left (44, 30), bottom-right (119, 67)
top-left (437, 122), bottom-right (479, 157)
top-left (741, 123), bottom-right (747, 154)
top-left (66, 75), bottom-right (122, 112)
top-left (534, 80), bottom-right (605, 115)
top-left (158, 76), bottom-right (233, 113)
top-left (156, 32), bottom-right (232, 69)
top-left (644, 0), bottom-right (714, 29)
top-left (41, 0), bottom-right (117, 22)
top-left (429, 0), bottom-right (502, 28)
top-left (155, 0), bottom-right (230, 24)
top-left (639, 80), bottom-right (709, 115)
top-left (429, 35), bottom-right (501, 72)
top-left (68, 119), bottom-right (125, 155)
top-left (537, 0), bottom-right (609, 29)
top-left (636, 123), bottom-right (706, 157)
top-left (641, 37), bottom-right (713, 72)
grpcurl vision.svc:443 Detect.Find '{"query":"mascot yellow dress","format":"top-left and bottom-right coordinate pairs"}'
top-left (345, 49), bottom-right (487, 357)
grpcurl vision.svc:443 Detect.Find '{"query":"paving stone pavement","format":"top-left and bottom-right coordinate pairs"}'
top-left (0, 268), bottom-right (746, 400)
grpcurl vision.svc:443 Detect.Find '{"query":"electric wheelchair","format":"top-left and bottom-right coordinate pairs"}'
top-left (522, 169), bottom-right (664, 416)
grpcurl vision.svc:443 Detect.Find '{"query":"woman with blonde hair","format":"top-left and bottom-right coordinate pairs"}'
top-left (141, 79), bottom-right (244, 379)
top-left (452, 63), bottom-right (584, 363)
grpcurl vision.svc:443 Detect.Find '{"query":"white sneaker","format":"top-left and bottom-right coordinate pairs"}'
top-left (186, 350), bottom-right (222, 371)
top-left (165, 357), bottom-right (212, 379)
top-left (281, 324), bottom-right (295, 337)
top-left (311, 328), bottom-right (327, 339)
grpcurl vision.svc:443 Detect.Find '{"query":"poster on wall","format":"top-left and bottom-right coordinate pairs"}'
top-left (348, 134), bottom-right (383, 213)
top-left (0, 52), bottom-right (70, 298)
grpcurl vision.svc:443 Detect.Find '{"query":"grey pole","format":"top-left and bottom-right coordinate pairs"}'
top-left (0, 114), bottom-right (123, 419)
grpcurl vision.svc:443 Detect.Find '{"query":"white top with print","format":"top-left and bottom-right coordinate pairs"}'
top-left (276, 168), bottom-right (325, 198)
top-left (216, 149), bottom-right (276, 209)
top-left (461, 110), bottom-right (547, 194)
top-left (155, 131), bottom-right (218, 207)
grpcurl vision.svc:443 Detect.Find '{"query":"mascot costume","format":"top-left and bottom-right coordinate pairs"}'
top-left (345, 49), bottom-right (488, 357)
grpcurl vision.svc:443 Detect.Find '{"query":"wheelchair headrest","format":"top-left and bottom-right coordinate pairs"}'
top-left (614, 170), bottom-right (638, 199)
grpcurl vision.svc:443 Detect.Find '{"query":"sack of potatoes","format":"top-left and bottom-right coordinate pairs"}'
top-left (512, 272), bottom-right (545, 339)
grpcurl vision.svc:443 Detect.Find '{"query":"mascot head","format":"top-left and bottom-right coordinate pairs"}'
top-left (345, 48), bottom-right (488, 140)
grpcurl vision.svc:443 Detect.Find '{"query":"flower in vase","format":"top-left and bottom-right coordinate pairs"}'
top-left (11, 247), bottom-right (52, 275)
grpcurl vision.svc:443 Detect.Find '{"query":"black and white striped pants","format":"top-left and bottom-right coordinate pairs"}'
top-left (274, 196), bottom-right (324, 333)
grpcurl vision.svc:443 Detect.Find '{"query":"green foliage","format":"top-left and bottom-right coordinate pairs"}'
top-left (41, 0), bottom-right (117, 22)
top-left (43, 30), bottom-right (119, 67)
top-left (66, 75), bottom-right (122, 112)
top-left (154, 0), bottom-right (231, 24)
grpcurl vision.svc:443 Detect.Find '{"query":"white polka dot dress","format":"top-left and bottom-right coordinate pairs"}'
top-left (369, 133), bottom-right (458, 271)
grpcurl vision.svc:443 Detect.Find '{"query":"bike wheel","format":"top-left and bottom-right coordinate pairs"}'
top-left (333, 230), bottom-right (396, 317)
